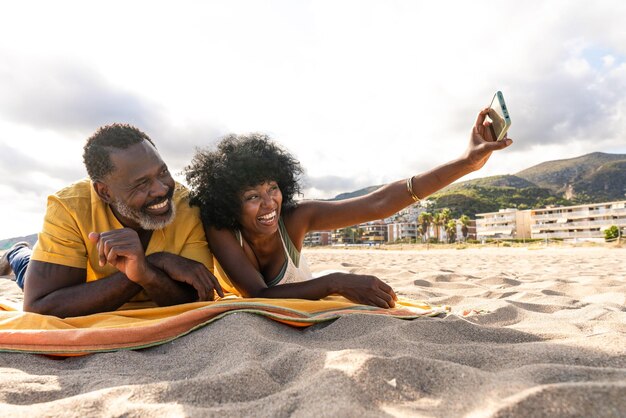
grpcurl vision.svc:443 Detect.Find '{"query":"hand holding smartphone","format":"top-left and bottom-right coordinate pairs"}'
top-left (487, 91), bottom-right (511, 141)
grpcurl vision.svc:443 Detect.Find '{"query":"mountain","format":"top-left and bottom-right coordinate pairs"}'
top-left (572, 159), bottom-right (626, 201)
top-left (516, 152), bottom-right (626, 201)
top-left (328, 152), bottom-right (626, 218)
top-left (330, 185), bottom-right (382, 201)
top-left (0, 234), bottom-right (38, 251)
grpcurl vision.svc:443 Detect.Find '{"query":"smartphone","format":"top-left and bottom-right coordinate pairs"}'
top-left (487, 91), bottom-right (511, 141)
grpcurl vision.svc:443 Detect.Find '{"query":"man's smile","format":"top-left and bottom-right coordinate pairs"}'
top-left (147, 199), bottom-right (169, 212)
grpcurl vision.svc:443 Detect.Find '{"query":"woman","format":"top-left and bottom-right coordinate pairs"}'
top-left (185, 108), bottom-right (512, 308)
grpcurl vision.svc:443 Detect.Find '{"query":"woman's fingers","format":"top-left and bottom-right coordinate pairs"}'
top-left (371, 295), bottom-right (392, 309)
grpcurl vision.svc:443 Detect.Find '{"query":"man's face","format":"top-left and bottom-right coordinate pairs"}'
top-left (97, 141), bottom-right (177, 230)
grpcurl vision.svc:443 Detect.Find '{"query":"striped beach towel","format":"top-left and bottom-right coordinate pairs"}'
top-left (0, 296), bottom-right (450, 356)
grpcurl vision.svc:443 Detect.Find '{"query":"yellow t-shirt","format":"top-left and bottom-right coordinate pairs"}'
top-left (32, 179), bottom-right (215, 285)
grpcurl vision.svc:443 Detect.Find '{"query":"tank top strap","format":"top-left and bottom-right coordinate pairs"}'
top-left (278, 217), bottom-right (300, 268)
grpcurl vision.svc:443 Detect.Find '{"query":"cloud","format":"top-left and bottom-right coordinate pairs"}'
top-left (507, 50), bottom-right (626, 151)
top-left (0, 56), bottom-right (161, 133)
top-left (302, 175), bottom-right (365, 199)
top-left (0, 53), bottom-right (227, 187)
top-left (143, 122), bottom-right (226, 176)
top-left (0, 142), bottom-right (84, 195)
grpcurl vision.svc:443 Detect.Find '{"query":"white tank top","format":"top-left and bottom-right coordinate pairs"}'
top-left (236, 217), bottom-right (313, 286)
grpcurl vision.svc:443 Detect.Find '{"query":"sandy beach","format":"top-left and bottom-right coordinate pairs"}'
top-left (1, 246), bottom-right (625, 417)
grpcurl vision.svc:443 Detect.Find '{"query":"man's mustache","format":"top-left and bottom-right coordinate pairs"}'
top-left (143, 188), bottom-right (175, 210)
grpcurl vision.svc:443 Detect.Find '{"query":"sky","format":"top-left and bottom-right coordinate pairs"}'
top-left (1, 0), bottom-right (625, 238)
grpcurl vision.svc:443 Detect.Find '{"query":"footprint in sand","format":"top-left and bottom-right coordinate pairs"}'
top-left (413, 279), bottom-right (432, 287)
top-left (541, 289), bottom-right (565, 296)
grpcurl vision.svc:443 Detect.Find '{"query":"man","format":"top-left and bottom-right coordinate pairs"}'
top-left (3, 124), bottom-right (222, 318)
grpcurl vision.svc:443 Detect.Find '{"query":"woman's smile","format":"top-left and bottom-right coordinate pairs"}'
top-left (257, 209), bottom-right (278, 226)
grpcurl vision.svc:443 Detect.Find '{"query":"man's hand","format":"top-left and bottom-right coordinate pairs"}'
top-left (328, 273), bottom-right (398, 308)
top-left (147, 252), bottom-right (225, 301)
top-left (88, 229), bottom-right (149, 283)
top-left (463, 107), bottom-right (513, 172)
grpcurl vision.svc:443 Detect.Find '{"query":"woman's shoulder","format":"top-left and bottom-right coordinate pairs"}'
top-left (281, 203), bottom-right (318, 249)
top-left (281, 204), bottom-right (307, 228)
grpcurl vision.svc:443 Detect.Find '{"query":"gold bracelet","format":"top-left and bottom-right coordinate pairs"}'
top-left (406, 176), bottom-right (420, 202)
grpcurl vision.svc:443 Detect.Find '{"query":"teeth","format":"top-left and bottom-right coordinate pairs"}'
top-left (258, 210), bottom-right (276, 220)
top-left (148, 200), bottom-right (168, 210)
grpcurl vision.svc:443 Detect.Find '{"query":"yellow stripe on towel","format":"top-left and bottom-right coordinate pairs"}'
top-left (0, 296), bottom-right (450, 355)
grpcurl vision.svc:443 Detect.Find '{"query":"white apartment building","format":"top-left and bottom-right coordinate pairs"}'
top-left (530, 201), bottom-right (626, 240)
top-left (476, 209), bottom-right (532, 240)
top-left (387, 222), bottom-right (418, 242)
top-left (476, 201), bottom-right (626, 241)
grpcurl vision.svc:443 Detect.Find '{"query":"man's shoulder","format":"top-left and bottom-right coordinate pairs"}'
top-left (46, 178), bottom-right (101, 220)
top-left (53, 178), bottom-right (93, 201)
top-left (171, 183), bottom-right (202, 223)
top-left (173, 182), bottom-right (190, 199)
top-left (172, 182), bottom-right (193, 210)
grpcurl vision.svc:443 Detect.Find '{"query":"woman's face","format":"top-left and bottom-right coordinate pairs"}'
top-left (238, 181), bottom-right (283, 235)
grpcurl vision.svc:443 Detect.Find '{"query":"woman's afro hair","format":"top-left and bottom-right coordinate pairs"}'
top-left (185, 133), bottom-right (304, 230)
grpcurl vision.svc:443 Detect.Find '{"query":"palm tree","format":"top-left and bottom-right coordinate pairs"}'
top-left (336, 227), bottom-right (358, 244)
top-left (418, 212), bottom-right (432, 243)
top-left (355, 227), bottom-right (364, 243)
top-left (432, 212), bottom-right (442, 243)
top-left (439, 208), bottom-right (452, 242)
top-left (459, 215), bottom-right (471, 241)
top-left (445, 220), bottom-right (457, 243)
top-left (440, 208), bottom-right (452, 224)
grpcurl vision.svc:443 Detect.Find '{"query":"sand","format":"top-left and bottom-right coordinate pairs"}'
top-left (1, 246), bottom-right (625, 417)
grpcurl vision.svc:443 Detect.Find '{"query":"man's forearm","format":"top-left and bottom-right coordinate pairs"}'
top-left (137, 264), bottom-right (198, 306)
top-left (24, 263), bottom-right (197, 318)
top-left (24, 272), bottom-right (143, 317)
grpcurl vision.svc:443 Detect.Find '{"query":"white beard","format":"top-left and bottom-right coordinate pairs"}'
top-left (110, 198), bottom-right (176, 230)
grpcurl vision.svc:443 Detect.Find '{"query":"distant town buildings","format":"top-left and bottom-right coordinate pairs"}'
top-left (304, 201), bottom-right (478, 246)
top-left (476, 200), bottom-right (626, 242)
top-left (303, 231), bottom-right (331, 246)
top-left (302, 200), bottom-right (626, 246)
top-left (387, 222), bottom-right (418, 242)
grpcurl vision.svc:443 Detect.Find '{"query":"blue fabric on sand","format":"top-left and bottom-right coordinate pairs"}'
top-left (7, 246), bottom-right (31, 290)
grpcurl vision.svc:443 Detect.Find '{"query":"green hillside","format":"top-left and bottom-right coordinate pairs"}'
top-left (428, 184), bottom-right (569, 218)
top-left (441, 174), bottom-right (537, 191)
